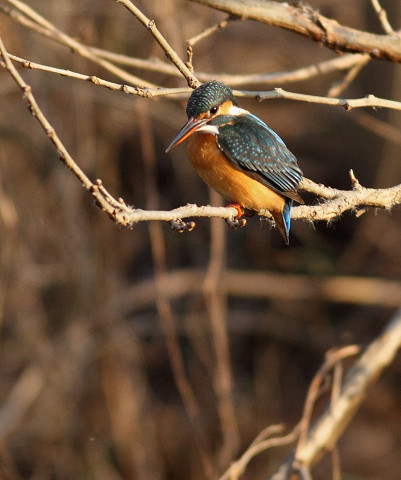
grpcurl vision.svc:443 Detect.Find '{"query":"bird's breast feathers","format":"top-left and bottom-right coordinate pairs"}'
top-left (187, 132), bottom-right (286, 213)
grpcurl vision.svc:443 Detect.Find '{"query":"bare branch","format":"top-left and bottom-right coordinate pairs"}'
top-left (295, 346), bottom-right (360, 455)
top-left (270, 306), bottom-right (401, 479)
top-left (187, 15), bottom-right (237, 47)
top-left (3, 52), bottom-right (192, 98)
top-left (0, 35), bottom-right (117, 219)
top-left (1, 1), bottom-right (376, 94)
top-left (327, 55), bottom-right (371, 97)
top-left (190, 0), bottom-right (401, 62)
top-left (115, 0), bottom-right (199, 88)
top-left (218, 424), bottom-right (300, 480)
top-left (370, 0), bottom-right (394, 34)
top-left (252, 88), bottom-right (401, 112)
top-left (4, 0), bottom-right (155, 87)
top-left (215, 54), bottom-right (370, 87)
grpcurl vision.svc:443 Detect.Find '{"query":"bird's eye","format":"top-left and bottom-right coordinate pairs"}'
top-left (209, 106), bottom-right (218, 115)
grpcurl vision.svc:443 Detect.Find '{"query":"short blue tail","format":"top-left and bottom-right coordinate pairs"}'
top-left (281, 198), bottom-right (293, 245)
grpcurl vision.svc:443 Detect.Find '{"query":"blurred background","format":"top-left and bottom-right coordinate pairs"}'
top-left (0, 0), bottom-right (401, 479)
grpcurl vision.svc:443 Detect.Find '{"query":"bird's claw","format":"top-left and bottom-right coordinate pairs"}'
top-left (226, 216), bottom-right (247, 230)
top-left (170, 218), bottom-right (196, 233)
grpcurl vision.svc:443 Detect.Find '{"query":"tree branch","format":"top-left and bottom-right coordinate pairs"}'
top-left (115, 0), bottom-right (199, 88)
top-left (1, 34), bottom-right (400, 237)
top-left (270, 306), bottom-right (401, 479)
top-left (4, 0), bottom-right (155, 87)
top-left (190, 0), bottom-right (401, 62)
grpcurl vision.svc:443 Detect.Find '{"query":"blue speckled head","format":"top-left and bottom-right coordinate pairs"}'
top-left (186, 81), bottom-right (238, 118)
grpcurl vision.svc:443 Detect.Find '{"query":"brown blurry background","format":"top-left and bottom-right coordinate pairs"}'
top-left (0, 1), bottom-right (401, 479)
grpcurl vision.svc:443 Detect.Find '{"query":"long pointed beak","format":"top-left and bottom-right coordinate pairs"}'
top-left (165, 116), bottom-right (206, 153)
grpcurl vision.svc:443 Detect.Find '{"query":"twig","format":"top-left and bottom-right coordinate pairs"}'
top-left (2, 4), bottom-right (372, 89)
top-left (370, 0), bottom-right (394, 34)
top-left (1, 4), bottom-right (372, 90)
top-left (187, 15), bottom-right (237, 47)
top-left (5, 0), bottom-right (155, 87)
top-left (190, 0), bottom-right (401, 62)
top-left (0, 36), bottom-right (123, 222)
top-left (116, 0), bottom-right (199, 88)
top-left (3, 52), bottom-right (191, 98)
top-left (253, 88), bottom-right (401, 112)
top-left (8, 50), bottom-right (391, 106)
top-left (327, 55), bottom-right (371, 97)
top-left (269, 306), bottom-right (401, 479)
top-left (295, 346), bottom-right (360, 456)
top-left (218, 424), bottom-right (300, 480)
top-left (7, 50), bottom-right (401, 112)
top-left (215, 54), bottom-right (370, 87)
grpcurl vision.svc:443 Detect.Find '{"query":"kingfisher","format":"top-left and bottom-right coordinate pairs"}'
top-left (165, 80), bottom-right (304, 244)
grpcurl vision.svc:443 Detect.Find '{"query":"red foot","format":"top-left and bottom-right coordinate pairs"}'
top-left (225, 203), bottom-right (246, 230)
top-left (226, 203), bottom-right (243, 218)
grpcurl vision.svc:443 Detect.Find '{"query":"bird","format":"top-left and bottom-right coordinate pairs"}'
top-left (165, 80), bottom-right (304, 245)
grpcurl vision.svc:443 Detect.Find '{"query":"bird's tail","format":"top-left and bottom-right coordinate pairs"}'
top-left (272, 198), bottom-right (293, 245)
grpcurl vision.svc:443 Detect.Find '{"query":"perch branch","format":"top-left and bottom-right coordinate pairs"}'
top-left (190, 0), bottom-right (401, 62)
top-left (1, 36), bottom-right (401, 237)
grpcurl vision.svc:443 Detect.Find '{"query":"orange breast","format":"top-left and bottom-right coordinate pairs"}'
top-left (187, 133), bottom-right (285, 213)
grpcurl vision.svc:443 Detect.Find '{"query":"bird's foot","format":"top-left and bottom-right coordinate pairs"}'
top-left (225, 203), bottom-right (247, 230)
top-left (170, 218), bottom-right (196, 233)
top-left (226, 217), bottom-right (247, 230)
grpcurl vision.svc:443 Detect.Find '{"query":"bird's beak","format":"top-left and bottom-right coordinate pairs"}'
top-left (165, 116), bottom-right (207, 153)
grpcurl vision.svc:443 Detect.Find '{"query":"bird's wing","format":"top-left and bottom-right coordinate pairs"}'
top-left (213, 114), bottom-right (304, 203)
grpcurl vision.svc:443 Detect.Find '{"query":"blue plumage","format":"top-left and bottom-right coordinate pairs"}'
top-left (210, 114), bottom-right (303, 203)
top-left (166, 81), bottom-right (304, 244)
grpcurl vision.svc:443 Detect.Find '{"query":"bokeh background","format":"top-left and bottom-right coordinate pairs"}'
top-left (0, 0), bottom-right (401, 479)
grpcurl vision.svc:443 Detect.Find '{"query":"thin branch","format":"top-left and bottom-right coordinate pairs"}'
top-left (190, 0), bottom-right (401, 62)
top-left (296, 307), bottom-right (401, 467)
top-left (5, 48), bottom-right (376, 98)
top-left (218, 424), bottom-right (300, 480)
top-left (4, 0), bottom-right (155, 87)
top-left (187, 15), bottom-right (237, 47)
top-left (115, 0), bottom-right (199, 88)
top-left (215, 54), bottom-right (370, 87)
top-left (7, 50), bottom-right (401, 112)
top-left (270, 306), bottom-right (401, 479)
top-left (2, 52), bottom-right (191, 98)
top-left (370, 0), bottom-right (394, 34)
top-left (327, 55), bottom-right (371, 97)
top-left (0, 36), bottom-right (118, 220)
top-left (252, 88), bottom-right (401, 112)
top-left (295, 346), bottom-right (360, 456)
top-left (2, 1), bottom-right (373, 92)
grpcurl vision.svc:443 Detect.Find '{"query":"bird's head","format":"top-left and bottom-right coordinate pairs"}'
top-left (166, 81), bottom-right (240, 152)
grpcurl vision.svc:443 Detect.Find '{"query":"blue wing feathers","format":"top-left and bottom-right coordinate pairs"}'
top-left (212, 114), bottom-right (303, 201)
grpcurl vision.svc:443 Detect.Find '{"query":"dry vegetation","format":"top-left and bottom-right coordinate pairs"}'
top-left (0, 1), bottom-right (401, 479)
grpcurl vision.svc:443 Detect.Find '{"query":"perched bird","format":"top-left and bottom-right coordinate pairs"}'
top-left (165, 80), bottom-right (304, 244)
